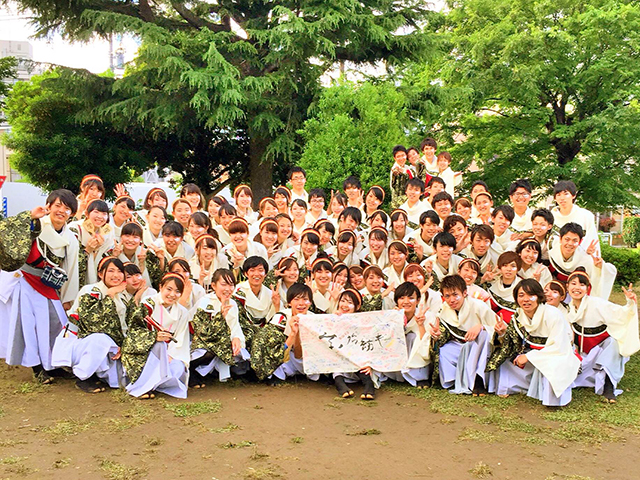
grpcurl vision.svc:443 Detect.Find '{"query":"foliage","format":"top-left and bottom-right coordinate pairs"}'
top-left (622, 216), bottom-right (640, 247)
top-left (299, 81), bottom-right (416, 194)
top-left (600, 243), bottom-right (640, 285)
top-left (0, 56), bottom-right (18, 111)
top-left (6, 0), bottom-right (436, 198)
top-left (2, 71), bottom-right (159, 196)
top-left (427, 0), bottom-right (640, 210)
top-left (598, 216), bottom-right (617, 232)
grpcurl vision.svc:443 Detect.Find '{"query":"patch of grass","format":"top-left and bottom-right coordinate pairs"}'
top-left (99, 458), bottom-right (148, 480)
top-left (42, 418), bottom-right (94, 443)
top-left (110, 389), bottom-right (134, 404)
top-left (440, 418), bottom-right (456, 425)
top-left (551, 423), bottom-right (621, 444)
top-left (290, 436), bottom-right (303, 444)
top-left (108, 403), bottom-right (152, 432)
top-left (250, 449), bottom-right (270, 461)
top-left (144, 436), bottom-right (163, 447)
top-left (163, 400), bottom-right (221, 418)
top-left (244, 466), bottom-right (282, 479)
top-left (0, 406), bottom-right (4, 417)
top-left (0, 439), bottom-right (27, 448)
top-left (522, 436), bottom-right (548, 445)
top-left (476, 412), bottom-right (542, 434)
top-left (53, 458), bottom-right (71, 469)
top-left (210, 422), bottom-right (240, 433)
top-left (15, 382), bottom-right (46, 394)
top-left (346, 428), bottom-right (381, 436)
top-left (545, 476), bottom-right (597, 480)
top-left (219, 440), bottom-right (256, 449)
top-left (458, 427), bottom-right (498, 443)
top-left (0, 456), bottom-right (27, 465)
top-left (325, 403), bottom-right (341, 409)
top-left (357, 400), bottom-right (378, 407)
top-left (469, 461), bottom-right (492, 478)
top-left (430, 398), bottom-right (479, 418)
top-left (253, 405), bottom-right (264, 410)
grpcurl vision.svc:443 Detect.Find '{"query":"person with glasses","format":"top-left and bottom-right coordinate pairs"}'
top-left (508, 179), bottom-right (535, 241)
top-left (288, 166), bottom-right (309, 204)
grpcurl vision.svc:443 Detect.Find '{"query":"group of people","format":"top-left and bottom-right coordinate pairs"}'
top-left (0, 137), bottom-right (638, 406)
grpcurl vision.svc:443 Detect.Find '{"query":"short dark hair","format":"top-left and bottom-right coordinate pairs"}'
top-left (124, 263), bottom-right (142, 276)
top-left (406, 178), bottom-right (424, 192)
top-left (312, 258), bottom-right (333, 273)
top-left (470, 180), bottom-right (489, 192)
top-left (394, 281), bottom-right (421, 304)
top-left (432, 192), bottom-right (454, 207)
top-left (440, 275), bottom-right (467, 295)
top-left (162, 221), bottom-right (184, 237)
top-left (427, 176), bottom-right (446, 188)
top-left (514, 279), bottom-right (546, 308)
top-left (470, 224), bottom-right (495, 242)
top-left (219, 203), bottom-right (237, 216)
top-left (287, 283), bottom-right (313, 304)
top-left (559, 222), bottom-right (584, 240)
top-left (343, 175), bottom-right (362, 191)
top-left (420, 137), bottom-right (437, 150)
top-left (369, 210), bottom-right (388, 225)
top-left (46, 189), bottom-right (78, 215)
top-left (288, 166), bottom-right (306, 180)
top-left (291, 199), bottom-right (308, 211)
top-left (87, 199), bottom-right (109, 215)
top-left (115, 196), bottom-right (135, 210)
top-left (515, 239), bottom-right (542, 260)
top-left (300, 230), bottom-right (320, 245)
top-left (392, 145), bottom-right (407, 156)
top-left (121, 222), bottom-right (143, 238)
top-left (420, 210), bottom-right (440, 226)
top-left (212, 268), bottom-right (236, 286)
top-left (98, 257), bottom-right (125, 275)
top-left (437, 151), bottom-right (452, 163)
top-left (309, 188), bottom-right (326, 200)
top-left (497, 251), bottom-right (522, 270)
top-left (433, 231), bottom-right (456, 249)
top-left (315, 220), bottom-right (335, 236)
top-left (443, 214), bottom-right (467, 232)
top-left (553, 180), bottom-right (577, 197)
top-left (242, 256), bottom-right (269, 274)
top-left (492, 204), bottom-right (515, 223)
top-left (509, 179), bottom-right (532, 195)
top-left (338, 206), bottom-right (362, 225)
top-left (531, 208), bottom-right (554, 225)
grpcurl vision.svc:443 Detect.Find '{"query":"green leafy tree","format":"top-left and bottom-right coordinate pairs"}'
top-left (3, 70), bottom-right (160, 195)
top-left (429, 0), bottom-right (640, 210)
top-left (7, 0), bottom-right (435, 199)
top-left (299, 81), bottom-right (419, 194)
top-left (0, 56), bottom-right (18, 111)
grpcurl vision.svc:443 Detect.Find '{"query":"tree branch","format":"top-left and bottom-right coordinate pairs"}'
top-left (170, 1), bottom-right (230, 32)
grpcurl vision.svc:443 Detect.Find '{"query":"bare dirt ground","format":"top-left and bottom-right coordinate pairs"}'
top-left (1, 357), bottom-right (640, 480)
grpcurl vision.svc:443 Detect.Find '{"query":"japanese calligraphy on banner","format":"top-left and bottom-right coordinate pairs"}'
top-left (298, 310), bottom-right (408, 375)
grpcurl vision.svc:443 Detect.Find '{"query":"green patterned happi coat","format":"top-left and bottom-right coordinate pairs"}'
top-left (121, 303), bottom-right (158, 384)
top-left (486, 320), bottom-right (547, 372)
top-left (75, 289), bottom-right (125, 347)
top-left (361, 294), bottom-right (383, 312)
top-left (390, 170), bottom-right (411, 210)
top-left (251, 324), bottom-right (287, 380)
top-left (0, 211), bottom-right (39, 271)
top-left (191, 306), bottom-right (236, 366)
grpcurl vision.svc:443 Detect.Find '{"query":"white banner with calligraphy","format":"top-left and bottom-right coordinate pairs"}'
top-left (298, 310), bottom-right (408, 375)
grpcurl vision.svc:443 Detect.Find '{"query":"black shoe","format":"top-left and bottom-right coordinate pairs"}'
top-left (416, 379), bottom-right (431, 389)
top-left (32, 365), bottom-right (54, 385)
top-left (48, 367), bottom-right (75, 379)
top-left (603, 376), bottom-right (617, 403)
top-left (75, 378), bottom-right (103, 394)
top-left (472, 375), bottom-right (487, 397)
top-left (189, 370), bottom-right (206, 389)
top-left (358, 373), bottom-right (375, 400)
top-left (334, 376), bottom-right (354, 398)
top-left (266, 376), bottom-right (283, 386)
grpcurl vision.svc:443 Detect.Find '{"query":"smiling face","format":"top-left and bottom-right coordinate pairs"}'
top-left (560, 231), bottom-right (581, 258)
top-left (458, 263), bottom-right (478, 286)
top-left (318, 227), bottom-right (333, 246)
top-left (554, 190), bottom-right (575, 210)
top-left (567, 277), bottom-right (588, 301)
top-left (125, 272), bottom-right (144, 292)
top-left (493, 212), bottom-right (511, 236)
top-left (198, 243), bottom-right (216, 263)
top-left (406, 185), bottom-right (422, 204)
top-left (338, 295), bottom-right (356, 314)
top-left (207, 199), bottom-right (222, 219)
top-left (407, 149), bottom-right (420, 166)
top-left (517, 289), bottom-right (540, 317)
top-left (338, 216), bottom-right (358, 232)
top-left (433, 201), bottom-right (452, 219)
top-left (260, 228), bottom-right (278, 248)
top-left (261, 202), bottom-right (278, 218)
top-left (246, 265), bottom-right (267, 289)
top-left (435, 242), bottom-right (453, 262)
top-left (188, 221), bottom-right (207, 240)
top-left (474, 195), bottom-right (493, 215)
top-left (532, 216), bottom-right (552, 238)
top-left (397, 293), bottom-right (418, 318)
top-left (330, 197), bottom-right (345, 217)
top-left (102, 264), bottom-right (124, 288)
top-left (421, 219), bottom-right (440, 240)
top-left (369, 235), bottom-right (386, 254)
top-left (290, 293), bottom-right (311, 314)
top-left (300, 237), bottom-right (318, 258)
top-left (151, 194), bottom-right (168, 208)
top-left (448, 222), bottom-right (467, 245)
top-left (344, 186), bottom-right (361, 203)
top-left (283, 263), bottom-right (300, 284)
top-left (519, 245), bottom-right (538, 268)
top-left (290, 203), bottom-right (307, 222)
top-left (160, 280), bottom-right (182, 306)
top-left (472, 234), bottom-right (491, 257)
top-left (313, 267), bottom-right (332, 289)
top-left (349, 271), bottom-right (364, 290)
top-left (236, 191), bottom-right (253, 209)
top-left (274, 193), bottom-right (289, 211)
top-left (214, 276), bottom-right (235, 302)
top-left (173, 203), bottom-right (192, 226)
top-left (219, 211), bottom-right (234, 230)
top-left (422, 145), bottom-right (436, 158)
top-left (277, 218), bottom-right (292, 242)
top-left (455, 204), bottom-right (471, 220)
top-left (389, 246), bottom-right (407, 267)
top-left (88, 208), bottom-right (108, 229)
top-left (120, 233), bottom-right (141, 253)
top-left (337, 239), bottom-right (354, 258)
top-left (544, 284), bottom-right (562, 306)
top-left (163, 234), bottom-right (182, 253)
top-left (365, 273), bottom-right (383, 293)
top-left (146, 208), bottom-right (166, 234)
top-left (84, 184), bottom-right (103, 202)
top-left (436, 157), bottom-right (449, 173)
top-left (510, 187), bottom-right (531, 210)
top-left (169, 263), bottom-right (190, 282)
top-left (366, 191), bottom-right (382, 212)
top-left (113, 201), bottom-right (132, 222)
top-left (231, 231), bottom-right (249, 250)
top-left (406, 270), bottom-right (425, 289)
top-left (185, 192), bottom-right (202, 210)
top-left (392, 216), bottom-right (407, 234)
top-left (394, 150), bottom-right (407, 166)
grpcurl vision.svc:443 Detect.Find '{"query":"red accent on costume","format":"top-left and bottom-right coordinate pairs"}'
top-left (21, 240), bottom-right (60, 300)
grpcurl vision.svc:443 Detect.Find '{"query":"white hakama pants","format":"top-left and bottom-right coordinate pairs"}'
top-left (271, 353), bottom-right (319, 382)
top-left (439, 330), bottom-right (491, 394)
top-left (126, 343), bottom-right (188, 398)
top-left (52, 331), bottom-right (123, 388)
top-left (489, 361), bottom-right (572, 406)
top-left (3, 277), bottom-right (67, 370)
top-left (573, 337), bottom-right (627, 396)
top-left (191, 348), bottom-right (251, 382)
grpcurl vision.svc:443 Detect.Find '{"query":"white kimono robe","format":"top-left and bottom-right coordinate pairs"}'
top-left (511, 207), bottom-right (533, 233)
top-left (551, 204), bottom-right (600, 255)
top-left (153, 238), bottom-right (195, 262)
top-left (422, 254), bottom-right (462, 288)
top-left (142, 293), bottom-right (191, 368)
top-left (519, 263), bottom-right (553, 287)
top-left (235, 281), bottom-right (276, 324)
top-left (459, 246), bottom-right (493, 274)
top-left (69, 219), bottom-right (115, 285)
top-left (399, 199), bottom-right (432, 226)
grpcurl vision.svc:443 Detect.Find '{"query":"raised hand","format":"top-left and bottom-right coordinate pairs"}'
top-left (271, 283), bottom-right (281, 309)
top-left (30, 206), bottom-right (47, 220)
top-left (494, 315), bottom-right (507, 336)
top-left (112, 239), bottom-right (123, 257)
top-left (586, 239), bottom-right (598, 256)
top-left (231, 337), bottom-right (242, 357)
top-left (114, 183), bottom-right (128, 198)
top-left (533, 264), bottom-right (544, 282)
top-left (429, 317), bottom-right (441, 339)
top-left (221, 299), bottom-right (232, 318)
top-left (622, 283), bottom-right (637, 304)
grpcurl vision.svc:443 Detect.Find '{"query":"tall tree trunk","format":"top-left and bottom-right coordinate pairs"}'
top-left (249, 135), bottom-right (273, 208)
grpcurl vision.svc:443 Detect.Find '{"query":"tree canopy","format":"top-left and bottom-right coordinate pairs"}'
top-left (3, 0), bottom-right (435, 199)
top-left (0, 56), bottom-right (18, 111)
